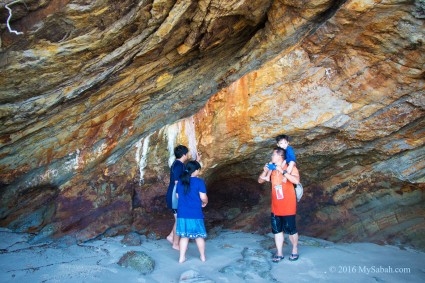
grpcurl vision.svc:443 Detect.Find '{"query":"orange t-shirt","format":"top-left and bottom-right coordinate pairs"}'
top-left (270, 165), bottom-right (299, 216)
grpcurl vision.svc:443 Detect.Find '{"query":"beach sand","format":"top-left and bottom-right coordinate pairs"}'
top-left (0, 228), bottom-right (424, 282)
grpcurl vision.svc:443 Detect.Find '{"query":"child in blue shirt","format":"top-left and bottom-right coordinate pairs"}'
top-left (262, 135), bottom-right (297, 182)
top-left (176, 161), bottom-right (208, 263)
top-left (276, 134), bottom-right (296, 177)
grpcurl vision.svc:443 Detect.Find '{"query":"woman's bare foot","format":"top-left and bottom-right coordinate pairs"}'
top-left (200, 255), bottom-right (206, 262)
top-left (166, 234), bottom-right (173, 244)
top-left (178, 257), bottom-right (186, 263)
top-left (172, 244), bottom-right (180, 250)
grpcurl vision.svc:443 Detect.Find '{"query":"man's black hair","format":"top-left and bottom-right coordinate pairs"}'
top-left (274, 147), bottom-right (286, 160)
top-left (174, 145), bottom-right (189, 159)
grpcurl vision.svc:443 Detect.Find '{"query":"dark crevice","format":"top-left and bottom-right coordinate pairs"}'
top-left (204, 177), bottom-right (268, 233)
top-left (131, 186), bottom-right (142, 209)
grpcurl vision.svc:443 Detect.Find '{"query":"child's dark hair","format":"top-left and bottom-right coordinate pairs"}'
top-left (274, 147), bottom-right (286, 160)
top-left (174, 145), bottom-right (189, 159)
top-left (275, 134), bottom-right (290, 143)
top-left (181, 161), bottom-right (201, 195)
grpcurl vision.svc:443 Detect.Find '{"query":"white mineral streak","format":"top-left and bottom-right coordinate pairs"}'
top-left (165, 116), bottom-right (198, 167)
top-left (135, 135), bottom-right (151, 184)
top-left (166, 123), bottom-right (181, 167)
top-left (184, 116), bottom-right (198, 160)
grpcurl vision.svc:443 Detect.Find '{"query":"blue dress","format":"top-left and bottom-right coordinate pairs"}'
top-left (176, 177), bottom-right (207, 239)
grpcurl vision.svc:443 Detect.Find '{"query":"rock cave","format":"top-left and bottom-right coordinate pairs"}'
top-left (0, 0), bottom-right (424, 268)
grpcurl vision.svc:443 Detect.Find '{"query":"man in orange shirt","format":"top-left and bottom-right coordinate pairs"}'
top-left (258, 147), bottom-right (300, 262)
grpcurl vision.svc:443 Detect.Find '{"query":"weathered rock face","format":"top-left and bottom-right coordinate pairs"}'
top-left (0, 0), bottom-right (424, 249)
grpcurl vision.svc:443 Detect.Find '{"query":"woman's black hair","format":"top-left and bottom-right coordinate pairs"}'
top-left (181, 161), bottom-right (201, 195)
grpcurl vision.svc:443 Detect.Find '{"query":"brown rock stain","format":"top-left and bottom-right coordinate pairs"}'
top-left (0, 135), bottom-right (12, 144)
top-left (46, 147), bottom-right (54, 165)
top-left (107, 109), bottom-right (134, 139)
top-left (85, 124), bottom-right (104, 148)
top-left (224, 75), bottom-right (253, 139)
top-left (0, 165), bottom-right (32, 185)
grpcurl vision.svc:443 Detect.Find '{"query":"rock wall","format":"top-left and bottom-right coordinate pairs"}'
top-left (0, 0), bottom-right (424, 248)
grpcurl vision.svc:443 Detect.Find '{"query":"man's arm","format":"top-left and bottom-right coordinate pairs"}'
top-left (258, 164), bottom-right (270, 184)
top-left (275, 166), bottom-right (299, 184)
top-left (284, 171), bottom-right (299, 184)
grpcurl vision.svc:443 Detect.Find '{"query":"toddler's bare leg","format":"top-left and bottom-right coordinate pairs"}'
top-left (287, 161), bottom-right (295, 174)
top-left (261, 170), bottom-right (272, 181)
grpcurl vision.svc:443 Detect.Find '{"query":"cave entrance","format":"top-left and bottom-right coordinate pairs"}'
top-left (203, 177), bottom-right (270, 235)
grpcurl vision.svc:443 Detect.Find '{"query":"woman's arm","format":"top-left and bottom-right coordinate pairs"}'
top-left (199, 192), bottom-right (208, 207)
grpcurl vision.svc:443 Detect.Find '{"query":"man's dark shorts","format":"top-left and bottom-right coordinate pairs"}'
top-left (271, 213), bottom-right (297, 235)
top-left (172, 209), bottom-right (178, 215)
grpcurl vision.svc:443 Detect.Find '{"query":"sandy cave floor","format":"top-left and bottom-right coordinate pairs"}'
top-left (0, 228), bottom-right (424, 283)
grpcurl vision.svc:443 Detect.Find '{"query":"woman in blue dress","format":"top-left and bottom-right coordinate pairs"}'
top-left (176, 161), bottom-right (208, 263)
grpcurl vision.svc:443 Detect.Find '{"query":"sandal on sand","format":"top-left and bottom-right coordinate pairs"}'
top-left (289, 254), bottom-right (299, 261)
top-left (272, 255), bottom-right (284, 263)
